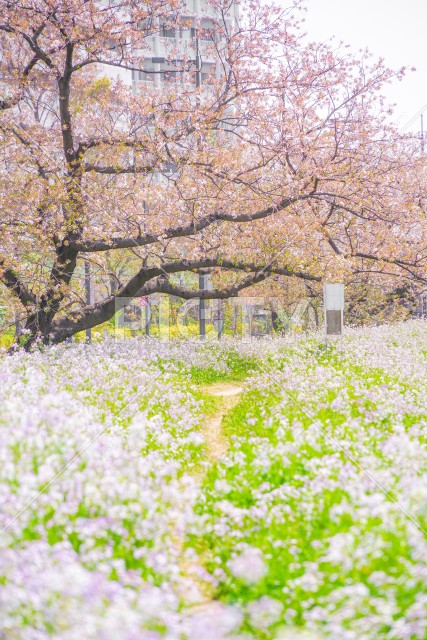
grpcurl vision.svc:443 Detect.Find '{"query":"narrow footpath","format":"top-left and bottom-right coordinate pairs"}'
top-left (177, 381), bottom-right (244, 608)
top-left (199, 382), bottom-right (243, 461)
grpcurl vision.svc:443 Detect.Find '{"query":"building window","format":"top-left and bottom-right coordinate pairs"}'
top-left (160, 63), bottom-right (184, 83)
top-left (162, 161), bottom-right (178, 176)
top-left (182, 0), bottom-right (196, 13)
top-left (162, 18), bottom-right (196, 40)
top-left (161, 23), bottom-right (178, 38)
top-left (199, 19), bottom-right (217, 42)
top-left (137, 17), bottom-right (155, 31)
top-left (132, 64), bottom-right (155, 83)
top-left (200, 62), bottom-right (216, 84)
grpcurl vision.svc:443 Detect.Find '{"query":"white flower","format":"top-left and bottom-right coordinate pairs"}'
top-left (214, 479), bottom-right (232, 494)
top-left (248, 596), bottom-right (283, 629)
top-left (186, 603), bottom-right (243, 640)
top-left (275, 628), bottom-right (323, 640)
top-left (228, 546), bottom-right (267, 584)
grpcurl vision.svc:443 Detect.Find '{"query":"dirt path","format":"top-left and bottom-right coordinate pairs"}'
top-left (199, 382), bottom-right (243, 461)
top-left (176, 381), bottom-right (244, 604)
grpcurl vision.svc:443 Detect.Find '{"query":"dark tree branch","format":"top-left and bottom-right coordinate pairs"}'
top-left (70, 214), bottom-right (220, 251)
top-left (48, 256), bottom-right (320, 343)
top-left (0, 54), bottom-right (40, 110)
top-left (20, 31), bottom-right (55, 70)
top-left (353, 268), bottom-right (427, 284)
top-left (6, 126), bottom-right (49, 178)
top-left (58, 42), bottom-right (76, 166)
top-left (69, 192), bottom-right (318, 253)
top-left (120, 257), bottom-right (320, 301)
top-left (0, 260), bottom-right (37, 307)
top-left (76, 137), bottom-right (151, 158)
top-left (139, 270), bottom-right (275, 299)
top-left (351, 251), bottom-right (423, 268)
top-left (82, 162), bottom-right (156, 175)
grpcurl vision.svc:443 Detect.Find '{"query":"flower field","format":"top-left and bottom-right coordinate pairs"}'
top-left (1, 323), bottom-right (427, 639)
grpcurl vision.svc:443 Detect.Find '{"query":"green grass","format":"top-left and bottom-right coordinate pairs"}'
top-left (188, 352), bottom-right (261, 384)
top-left (222, 388), bottom-right (277, 438)
top-left (191, 388), bottom-right (223, 418)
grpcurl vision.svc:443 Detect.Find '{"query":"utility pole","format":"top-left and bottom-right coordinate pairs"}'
top-left (199, 272), bottom-right (207, 339)
top-left (144, 257), bottom-right (150, 337)
top-left (145, 299), bottom-right (151, 336)
top-left (84, 260), bottom-right (92, 343)
top-left (217, 299), bottom-right (223, 339)
top-left (142, 206), bottom-right (151, 337)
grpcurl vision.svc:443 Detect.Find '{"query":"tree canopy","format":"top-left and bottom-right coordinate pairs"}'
top-left (0, 0), bottom-right (426, 347)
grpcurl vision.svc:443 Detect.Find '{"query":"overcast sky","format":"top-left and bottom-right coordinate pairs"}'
top-left (299, 0), bottom-right (427, 133)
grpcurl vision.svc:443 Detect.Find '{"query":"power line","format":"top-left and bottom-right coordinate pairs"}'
top-left (400, 102), bottom-right (427, 133)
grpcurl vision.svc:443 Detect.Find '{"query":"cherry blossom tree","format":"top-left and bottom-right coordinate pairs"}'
top-left (0, 0), bottom-right (425, 347)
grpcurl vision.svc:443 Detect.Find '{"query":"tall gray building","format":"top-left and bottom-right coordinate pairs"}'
top-left (105, 1), bottom-right (239, 93)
